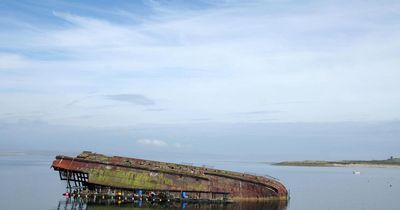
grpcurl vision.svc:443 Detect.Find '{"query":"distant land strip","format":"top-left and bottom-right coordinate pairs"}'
top-left (273, 157), bottom-right (400, 168)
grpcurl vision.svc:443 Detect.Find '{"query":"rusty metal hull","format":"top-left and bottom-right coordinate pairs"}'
top-left (52, 151), bottom-right (288, 201)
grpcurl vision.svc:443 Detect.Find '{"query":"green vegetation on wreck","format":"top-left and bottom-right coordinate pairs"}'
top-left (274, 157), bottom-right (400, 167)
top-left (82, 168), bottom-right (209, 191)
top-left (76, 151), bottom-right (272, 185)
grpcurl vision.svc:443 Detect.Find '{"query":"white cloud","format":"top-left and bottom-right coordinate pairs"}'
top-left (105, 94), bottom-right (155, 105)
top-left (1, 1), bottom-right (400, 127)
top-left (137, 139), bottom-right (168, 147)
top-left (0, 53), bottom-right (29, 70)
top-left (172, 143), bottom-right (182, 148)
top-left (136, 139), bottom-right (188, 148)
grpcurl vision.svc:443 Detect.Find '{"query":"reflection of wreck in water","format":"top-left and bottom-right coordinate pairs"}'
top-left (52, 151), bottom-right (288, 203)
top-left (56, 198), bottom-right (288, 210)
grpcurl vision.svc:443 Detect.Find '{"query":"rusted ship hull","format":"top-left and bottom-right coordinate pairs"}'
top-left (52, 152), bottom-right (288, 202)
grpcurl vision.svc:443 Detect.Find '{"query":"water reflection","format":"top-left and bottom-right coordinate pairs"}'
top-left (55, 198), bottom-right (288, 210)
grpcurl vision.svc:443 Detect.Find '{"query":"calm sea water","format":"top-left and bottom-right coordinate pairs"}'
top-left (0, 154), bottom-right (399, 210)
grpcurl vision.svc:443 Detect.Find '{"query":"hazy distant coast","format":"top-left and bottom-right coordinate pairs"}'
top-left (274, 157), bottom-right (400, 168)
top-left (0, 150), bottom-right (61, 157)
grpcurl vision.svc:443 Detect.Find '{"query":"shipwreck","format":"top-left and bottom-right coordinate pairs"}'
top-left (52, 151), bottom-right (288, 203)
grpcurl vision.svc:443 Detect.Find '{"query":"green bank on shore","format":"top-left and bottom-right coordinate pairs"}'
top-left (274, 157), bottom-right (400, 168)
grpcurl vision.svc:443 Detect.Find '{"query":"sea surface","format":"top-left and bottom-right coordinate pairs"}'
top-left (0, 154), bottom-right (399, 210)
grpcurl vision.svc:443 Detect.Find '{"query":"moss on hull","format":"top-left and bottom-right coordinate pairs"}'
top-left (84, 168), bottom-right (209, 191)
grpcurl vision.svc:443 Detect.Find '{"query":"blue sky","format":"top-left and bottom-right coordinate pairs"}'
top-left (1, 0), bottom-right (400, 161)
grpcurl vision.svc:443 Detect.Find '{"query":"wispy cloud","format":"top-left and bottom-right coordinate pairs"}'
top-left (190, 118), bottom-right (213, 122)
top-left (0, 53), bottom-right (28, 70)
top-left (136, 139), bottom-right (167, 147)
top-left (145, 108), bottom-right (165, 112)
top-left (260, 101), bottom-right (309, 106)
top-left (238, 110), bottom-right (282, 115)
top-left (105, 94), bottom-right (155, 105)
top-left (66, 93), bottom-right (98, 107)
top-left (0, 1), bottom-right (400, 127)
top-left (136, 139), bottom-right (188, 148)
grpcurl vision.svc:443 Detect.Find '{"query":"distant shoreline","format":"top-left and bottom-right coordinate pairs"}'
top-left (273, 158), bottom-right (400, 168)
